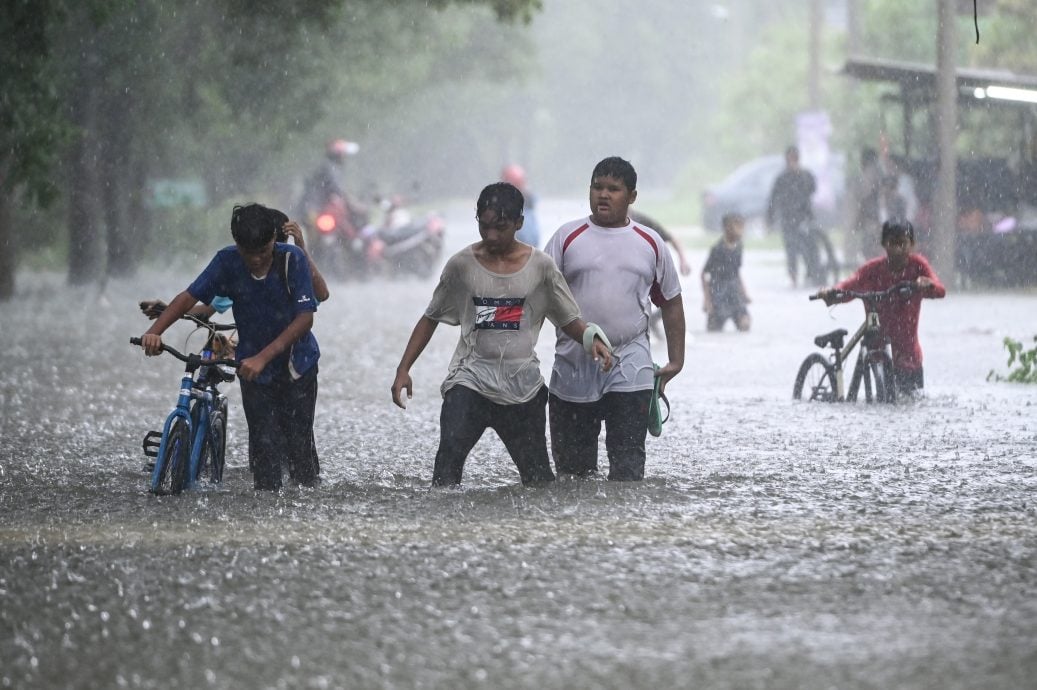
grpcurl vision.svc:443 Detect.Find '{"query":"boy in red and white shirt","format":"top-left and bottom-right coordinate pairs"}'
top-left (545, 157), bottom-right (685, 481)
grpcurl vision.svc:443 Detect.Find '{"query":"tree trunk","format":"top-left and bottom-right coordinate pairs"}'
top-left (66, 48), bottom-right (105, 287)
top-left (0, 182), bottom-right (14, 301)
top-left (102, 88), bottom-right (136, 277)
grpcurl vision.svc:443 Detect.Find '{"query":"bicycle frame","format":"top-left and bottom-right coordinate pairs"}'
top-left (829, 311), bottom-right (883, 401)
top-left (795, 281), bottom-right (914, 403)
top-left (133, 317), bottom-right (238, 494)
top-left (148, 347), bottom-right (221, 493)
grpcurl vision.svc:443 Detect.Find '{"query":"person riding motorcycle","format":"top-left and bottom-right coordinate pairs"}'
top-left (298, 139), bottom-right (371, 277)
top-left (300, 139), bottom-right (365, 225)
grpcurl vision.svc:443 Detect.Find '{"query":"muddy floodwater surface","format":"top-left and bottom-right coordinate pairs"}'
top-left (1, 209), bottom-right (1036, 689)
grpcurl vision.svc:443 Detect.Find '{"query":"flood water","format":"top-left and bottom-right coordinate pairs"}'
top-left (2, 202), bottom-right (1036, 689)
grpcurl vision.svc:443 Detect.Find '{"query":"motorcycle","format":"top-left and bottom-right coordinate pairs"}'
top-left (306, 194), bottom-right (371, 281)
top-left (305, 193), bottom-right (444, 280)
top-left (364, 195), bottom-right (445, 279)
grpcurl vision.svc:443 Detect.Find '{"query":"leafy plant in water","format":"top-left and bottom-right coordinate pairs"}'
top-left (988, 336), bottom-right (1037, 383)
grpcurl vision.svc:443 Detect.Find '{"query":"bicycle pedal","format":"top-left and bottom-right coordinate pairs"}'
top-left (142, 430), bottom-right (162, 458)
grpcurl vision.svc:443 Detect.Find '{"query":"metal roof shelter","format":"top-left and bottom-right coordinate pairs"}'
top-left (841, 56), bottom-right (1037, 160)
top-left (842, 56), bottom-right (1037, 95)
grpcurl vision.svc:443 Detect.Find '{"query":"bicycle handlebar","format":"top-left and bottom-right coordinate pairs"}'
top-left (130, 337), bottom-right (240, 368)
top-left (810, 281), bottom-right (919, 302)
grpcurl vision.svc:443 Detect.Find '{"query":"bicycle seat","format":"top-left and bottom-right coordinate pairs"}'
top-left (814, 328), bottom-right (848, 349)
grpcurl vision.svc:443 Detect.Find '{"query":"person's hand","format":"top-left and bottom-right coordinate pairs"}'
top-left (139, 300), bottom-right (166, 319)
top-left (815, 287), bottom-right (837, 305)
top-left (590, 338), bottom-right (613, 372)
top-left (391, 370), bottom-right (413, 409)
top-left (743, 295), bottom-right (752, 305)
top-left (916, 276), bottom-right (933, 290)
top-left (679, 259), bottom-right (692, 276)
top-left (238, 354), bottom-right (269, 382)
top-left (283, 221), bottom-right (306, 250)
top-left (655, 361), bottom-right (682, 396)
top-left (140, 333), bottom-right (163, 356)
top-left (702, 299), bottom-right (712, 314)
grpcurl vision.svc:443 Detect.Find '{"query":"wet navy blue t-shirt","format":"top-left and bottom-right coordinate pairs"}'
top-left (188, 243), bottom-right (319, 384)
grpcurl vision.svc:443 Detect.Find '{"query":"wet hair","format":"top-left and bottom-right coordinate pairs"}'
top-left (231, 203), bottom-right (276, 251)
top-left (476, 182), bottom-right (525, 222)
top-left (265, 207), bottom-right (290, 242)
top-left (881, 219), bottom-right (915, 244)
top-left (591, 156), bottom-right (637, 192)
top-left (721, 212), bottom-right (745, 232)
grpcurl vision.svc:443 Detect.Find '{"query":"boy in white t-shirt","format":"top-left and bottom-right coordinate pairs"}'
top-left (545, 157), bottom-right (686, 481)
top-left (391, 182), bottom-right (613, 486)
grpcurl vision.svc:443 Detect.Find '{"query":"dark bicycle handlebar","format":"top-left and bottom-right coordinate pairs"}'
top-left (130, 337), bottom-right (240, 368)
top-left (139, 302), bottom-right (236, 331)
top-left (810, 281), bottom-right (919, 302)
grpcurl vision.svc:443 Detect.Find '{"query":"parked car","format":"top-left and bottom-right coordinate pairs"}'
top-left (701, 153), bottom-right (845, 233)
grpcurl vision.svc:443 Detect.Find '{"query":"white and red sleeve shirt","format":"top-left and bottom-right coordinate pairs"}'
top-left (544, 216), bottom-right (681, 402)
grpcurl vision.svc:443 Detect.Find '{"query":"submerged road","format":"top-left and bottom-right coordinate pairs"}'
top-left (1, 200), bottom-right (1036, 689)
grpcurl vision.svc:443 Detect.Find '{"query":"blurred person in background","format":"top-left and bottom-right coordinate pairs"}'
top-left (767, 145), bottom-right (819, 287)
top-left (701, 213), bottom-right (751, 332)
top-left (501, 164), bottom-right (541, 248)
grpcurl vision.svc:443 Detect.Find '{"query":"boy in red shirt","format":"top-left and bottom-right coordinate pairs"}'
top-left (817, 220), bottom-right (946, 394)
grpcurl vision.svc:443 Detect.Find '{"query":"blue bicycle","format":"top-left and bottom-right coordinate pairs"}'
top-left (130, 319), bottom-right (239, 495)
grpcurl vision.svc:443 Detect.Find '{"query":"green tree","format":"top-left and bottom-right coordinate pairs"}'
top-left (0, 0), bottom-right (541, 299)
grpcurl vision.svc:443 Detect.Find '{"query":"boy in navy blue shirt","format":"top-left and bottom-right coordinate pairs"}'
top-left (140, 203), bottom-right (321, 490)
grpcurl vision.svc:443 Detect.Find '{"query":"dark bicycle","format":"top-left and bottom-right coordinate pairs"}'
top-left (131, 317), bottom-right (239, 495)
top-left (793, 282), bottom-right (919, 403)
top-left (794, 219), bottom-right (841, 287)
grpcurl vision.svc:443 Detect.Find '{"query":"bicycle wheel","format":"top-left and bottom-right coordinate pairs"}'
top-left (808, 226), bottom-right (840, 285)
top-left (152, 418), bottom-right (190, 495)
top-left (846, 356), bottom-right (867, 402)
top-left (793, 353), bottom-right (839, 401)
top-left (868, 351), bottom-right (896, 404)
top-left (200, 399), bottom-right (228, 484)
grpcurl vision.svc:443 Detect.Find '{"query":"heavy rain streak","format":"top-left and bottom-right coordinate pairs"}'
top-left (2, 2), bottom-right (1036, 689)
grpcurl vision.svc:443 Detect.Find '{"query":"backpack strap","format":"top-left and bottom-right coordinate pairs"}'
top-left (274, 246), bottom-right (292, 298)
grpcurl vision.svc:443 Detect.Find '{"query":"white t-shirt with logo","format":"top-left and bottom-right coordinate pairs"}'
top-left (424, 246), bottom-right (582, 405)
top-left (545, 216), bottom-right (682, 402)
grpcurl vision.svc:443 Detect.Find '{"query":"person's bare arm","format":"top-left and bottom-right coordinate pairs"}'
top-left (391, 316), bottom-right (439, 408)
top-left (140, 291), bottom-right (199, 355)
top-left (140, 300), bottom-right (216, 320)
top-left (284, 221), bottom-right (330, 302)
top-left (559, 319), bottom-right (612, 371)
top-left (656, 294), bottom-right (686, 395)
top-left (667, 236), bottom-right (692, 276)
top-left (738, 276), bottom-right (751, 303)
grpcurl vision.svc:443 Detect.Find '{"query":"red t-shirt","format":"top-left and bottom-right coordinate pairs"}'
top-left (835, 254), bottom-right (946, 372)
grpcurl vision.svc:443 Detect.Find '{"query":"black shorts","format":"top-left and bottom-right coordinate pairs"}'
top-left (548, 390), bottom-right (653, 481)
top-left (432, 385), bottom-right (554, 486)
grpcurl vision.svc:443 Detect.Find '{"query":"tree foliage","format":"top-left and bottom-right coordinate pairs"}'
top-left (0, 0), bottom-right (540, 298)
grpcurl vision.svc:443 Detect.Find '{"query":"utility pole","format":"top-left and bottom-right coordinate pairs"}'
top-left (846, 0), bottom-right (859, 55)
top-left (932, 0), bottom-right (958, 283)
top-left (808, 0), bottom-right (822, 109)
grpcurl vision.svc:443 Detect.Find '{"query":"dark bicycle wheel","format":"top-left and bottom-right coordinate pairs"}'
top-left (793, 353), bottom-right (839, 401)
top-left (211, 399), bottom-right (229, 483)
top-left (868, 351), bottom-right (896, 403)
top-left (198, 398), bottom-right (228, 484)
top-left (846, 355), bottom-right (866, 402)
top-left (808, 225), bottom-right (840, 286)
top-left (152, 418), bottom-right (190, 495)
